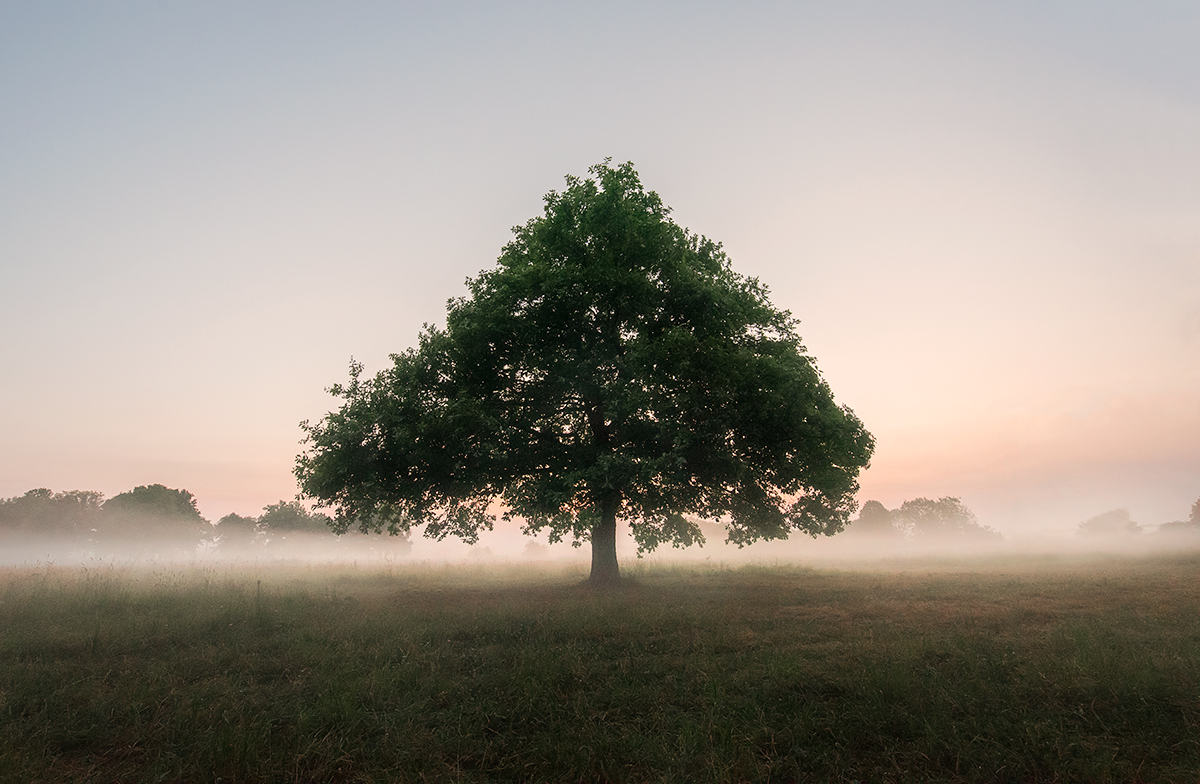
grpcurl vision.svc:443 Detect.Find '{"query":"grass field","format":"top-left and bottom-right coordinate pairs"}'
top-left (2, 552), bottom-right (1198, 783)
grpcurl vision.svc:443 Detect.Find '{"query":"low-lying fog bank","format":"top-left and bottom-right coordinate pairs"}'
top-left (5, 486), bottom-right (1196, 569)
top-left (3, 522), bottom-right (1197, 570)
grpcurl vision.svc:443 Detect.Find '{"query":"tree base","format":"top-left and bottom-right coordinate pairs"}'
top-left (589, 505), bottom-right (620, 587)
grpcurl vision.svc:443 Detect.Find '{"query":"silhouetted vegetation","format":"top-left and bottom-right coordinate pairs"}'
top-left (97, 484), bottom-right (213, 554)
top-left (257, 499), bottom-right (332, 537)
top-left (842, 498), bottom-right (901, 538)
top-left (0, 484), bottom-right (213, 557)
top-left (0, 488), bottom-right (103, 542)
top-left (843, 496), bottom-right (1002, 542)
top-left (297, 161), bottom-right (874, 585)
top-left (1154, 496), bottom-right (1200, 539)
top-left (217, 500), bottom-right (413, 557)
top-left (214, 512), bottom-right (263, 553)
top-left (4, 484), bottom-right (1198, 564)
top-left (1077, 508), bottom-right (1143, 537)
top-left (894, 496), bottom-right (1002, 541)
top-left (0, 486), bottom-right (411, 561)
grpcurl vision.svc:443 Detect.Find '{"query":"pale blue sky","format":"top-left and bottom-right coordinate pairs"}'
top-left (2, 2), bottom-right (1198, 534)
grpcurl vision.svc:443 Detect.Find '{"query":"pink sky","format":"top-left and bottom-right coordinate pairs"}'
top-left (2, 3), bottom-right (1197, 537)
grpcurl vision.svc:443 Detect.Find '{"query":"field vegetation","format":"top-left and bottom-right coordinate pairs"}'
top-left (2, 552), bottom-right (1198, 783)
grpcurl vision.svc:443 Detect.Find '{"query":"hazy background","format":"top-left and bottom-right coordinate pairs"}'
top-left (3, 1), bottom-right (1198, 540)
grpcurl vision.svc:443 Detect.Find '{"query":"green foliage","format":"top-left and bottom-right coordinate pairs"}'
top-left (216, 512), bottom-right (259, 532)
top-left (844, 499), bottom-right (898, 537)
top-left (212, 503), bottom-right (413, 556)
top-left (102, 483), bottom-right (206, 522)
top-left (892, 496), bottom-right (1002, 541)
top-left (215, 513), bottom-right (263, 550)
top-left (99, 484), bottom-right (212, 547)
top-left (257, 500), bottom-right (332, 536)
top-left (0, 486), bottom-right (216, 555)
top-left (843, 497), bottom-right (1000, 542)
top-left (0, 488), bottom-right (104, 539)
top-left (297, 161), bottom-right (874, 580)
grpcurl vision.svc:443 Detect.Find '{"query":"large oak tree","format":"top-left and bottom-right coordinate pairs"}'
top-left (296, 161), bottom-right (874, 584)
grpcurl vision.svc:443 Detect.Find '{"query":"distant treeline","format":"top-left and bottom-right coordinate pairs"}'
top-left (0, 484), bottom-right (411, 558)
top-left (1074, 501), bottom-right (1200, 538)
top-left (843, 495), bottom-right (1200, 540)
top-left (4, 486), bottom-right (1197, 559)
top-left (842, 496), bottom-right (1003, 541)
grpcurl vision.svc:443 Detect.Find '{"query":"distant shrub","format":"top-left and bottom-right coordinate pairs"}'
top-left (213, 501), bottom-right (414, 555)
top-left (1077, 509), bottom-right (1142, 537)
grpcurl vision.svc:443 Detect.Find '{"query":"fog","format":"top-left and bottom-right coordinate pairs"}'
top-left (2, 483), bottom-right (1195, 570)
top-left (3, 509), bottom-right (1196, 572)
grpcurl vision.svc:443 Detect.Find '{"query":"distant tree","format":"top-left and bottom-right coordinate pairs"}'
top-left (1192, 497), bottom-right (1200, 526)
top-left (1155, 519), bottom-right (1198, 537)
top-left (893, 497), bottom-right (1001, 541)
top-left (99, 484), bottom-right (212, 550)
top-left (1077, 509), bottom-right (1142, 537)
top-left (845, 500), bottom-right (898, 537)
top-left (0, 488), bottom-right (104, 540)
top-left (215, 512), bottom-right (263, 551)
top-left (258, 500), bottom-right (333, 537)
top-left (297, 161), bottom-right (874, 585)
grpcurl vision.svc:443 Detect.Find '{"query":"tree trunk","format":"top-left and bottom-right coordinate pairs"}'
top-left (589, 500), bottom-right (620, 586)
top-left (585, 401), bottom-right (621, 586)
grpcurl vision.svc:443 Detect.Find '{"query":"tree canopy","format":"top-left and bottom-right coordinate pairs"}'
top-left (843, 497), bottom-right (1001, 542)
top-left (258, 500), bottom-right (333, 536)
top-left (891, 496), bottom-right (1002, 541)
top-left (297, 161), bottom-right (874, 583)
top-left (99, 483), bottom-right (212, 547)
top-left (1077, 508), bottom-right (1142, 537)
top-left (844, 499), bottom-right (899, 537)
top-left (0, 488), bottom-right (104, 539)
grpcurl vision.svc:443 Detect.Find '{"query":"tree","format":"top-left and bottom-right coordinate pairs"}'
top-left (844, 499), bottom-right (898, 537)
top-left (215, 512), bottom-right (263, 552)
top-left (892, 497), bottom-right (1001, 541)
top-left (258, 500), bottom-right (333, 537)
top-left (297, 161), bottom-right (874, 584)
top-left (99, 484), bottom-right (212, 550)
top-left (1077, 509), bottom-right (1141, 537)
top-left (1157, 497), bottom-right (1200, 539)
top-left (0, 488), bottom-right (104, 541)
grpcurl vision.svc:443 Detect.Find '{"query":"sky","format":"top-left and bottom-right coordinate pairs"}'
top-left (2, 1), bottom-right (1198, 539)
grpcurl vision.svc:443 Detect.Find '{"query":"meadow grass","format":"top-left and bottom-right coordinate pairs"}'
top-left (1, 552), bottom-right (1198, 783)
